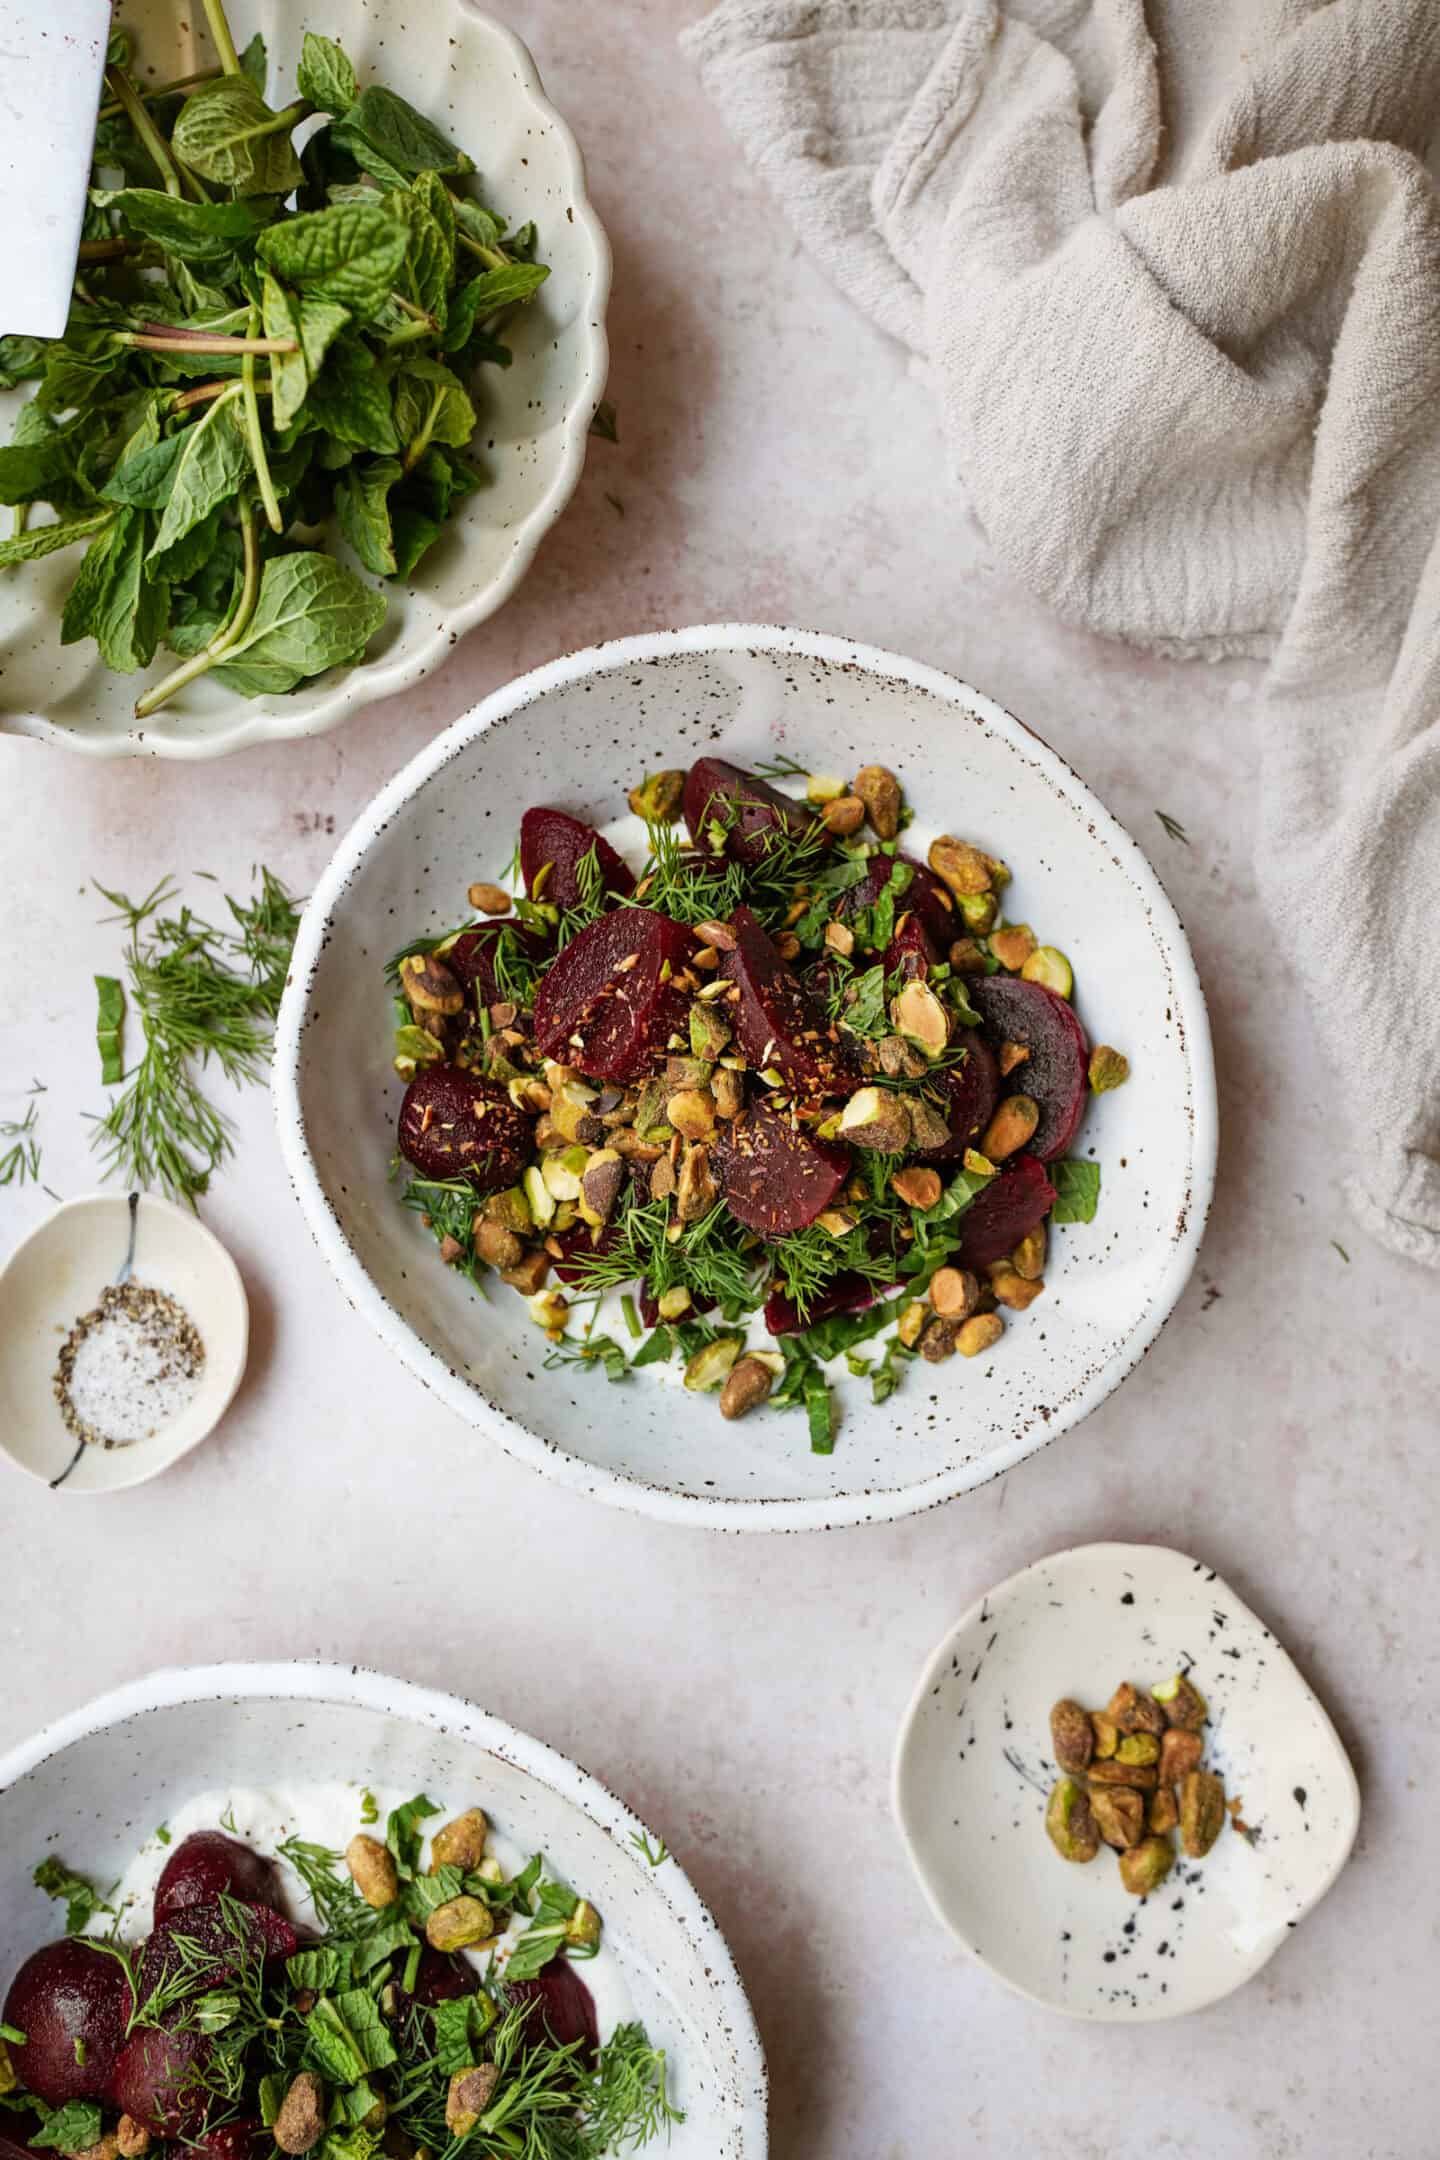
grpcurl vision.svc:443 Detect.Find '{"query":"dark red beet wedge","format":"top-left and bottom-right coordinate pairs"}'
top-left (917, 1032), bottom-right (1000, 1162)
top-left (141, 1898), bottom-right (297, 2005)
top-left (446, 923), bottom-right (547, 1009)
top-left (547, 1219), bottom-right (622, 1287)
top-left (764, 1271), bottom-right (879, 1336)
top-left (884, 909), bottom-right (939, 979)
top-left (682, 757), bottom-right (819, 867)
top-left (840, 854), bottom-right (955, 950)
top-left (533, 907), bottom-right (693, 1082)
top-left (722, 906), bottom-right (857, 1107)
top-left (2, 1940), bottom-right (132, 2106)
top-left (969, 975), bottom-right (1089, 1161)
top-left (154, 1831), bottom-right (282, 1924)
top-left (0, 2128), bottom-right (45, 2160)
top-left (111, 2023), bottom-right (211, 2136)
top-left (520, 807), bottom-right (635, 909)
top-left (505, 1962), bottom-right (599, 2068)
top-left (954, 1155), bottom-right (1057, 1269)
top-left (714, 1101), bottom-right (850, 1233)
top-left (397, 1067), bottom-right (533, 1191)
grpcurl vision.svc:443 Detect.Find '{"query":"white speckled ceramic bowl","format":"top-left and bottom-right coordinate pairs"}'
top-left (892, 1542), bottom-right (1361, 2020)
top-left (0, 1662), bottom-right (767, 2152)
top-left (274, 625), bottom-right (1218, 1531)
top-left (0, 2), bottom-right (609, 758)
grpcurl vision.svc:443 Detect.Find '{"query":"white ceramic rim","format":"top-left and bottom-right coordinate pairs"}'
top-left (0, 1659), bottom-right (769, 2138)
top-left (4, 9), bottom-right (612, 762)
top-left (0, 1188), bottom-right (250, 1494)
top-left (888, 1539), bottom-right (1363, 2021)
top-left (273, 623), bottom-right (1220, 1532)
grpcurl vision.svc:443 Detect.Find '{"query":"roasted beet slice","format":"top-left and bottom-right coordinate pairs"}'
top-left (446, 922), bottom-right (547, 1009)
top-left (505, 1962), bottom-right (599, 2067)
top-left (397, 1066), bottom-right (533, 1191)
top-left (111, 2023), bottom-right (211, 2136)
top-left (840, 854), bottom-right (956, 951)
top-left (548, 1218), bottom-right (622, 1287)
top-left (764, 1271), bottom-right (879, 1337)
top-left (520, 807), bottom-right (635, 909)
top-left (917, 1032), bottom-right (1000, 1162)
top-left (714, 1101), bottom-right (850, 1233)
top-left (884, 910), bottom-right (939, 980)
top-left (533, 907), bottom-right (692, 1082)
top-left (0, 2128), bottom-right (45, 2160)
top-left (154, 1831), bottom-right (282, 1924)
top-left (682, 757), bottom-right (818, 867)
top-left (141, 1897), bottom-right (297, 2005)
top-left (969, 975), bottom-right (1089, 1161)
top-left (722, 906), bottom-right (857, 1107)
top-left (2, 1940), bottom-right (132, 2106)
top-left (954, 1155), bottom-right (1057, 1269)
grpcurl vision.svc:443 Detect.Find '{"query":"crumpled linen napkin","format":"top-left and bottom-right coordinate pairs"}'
top-left (683, 0), bottom-right (1440, 1266)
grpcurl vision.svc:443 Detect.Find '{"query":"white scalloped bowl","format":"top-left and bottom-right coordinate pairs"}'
top-left (274, 625), bottom-right (1218, 1531)
top-left (0, 1663), bottom-right (767, 2152)
top-left (0, 2), bottom-right (609, 758)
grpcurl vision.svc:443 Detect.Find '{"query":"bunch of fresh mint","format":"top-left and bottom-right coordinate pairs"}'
top-left (0, 2), bottom-right (549, 716)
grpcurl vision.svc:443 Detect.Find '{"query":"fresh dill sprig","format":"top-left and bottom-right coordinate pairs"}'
top-left (582, 2024), bottom-right (685, 2154)
top-left (543, 1333), bottom-right (629, 1382)
top-left (0, 1083), bottom-right (45, 1188)
top-left (399, 1175), bottom-right (487, 1290)
top-left (1155, 809), bottom-right (1191, 845)
top-left (749, 751), bottom-right (809, 780)
top-left (89, 870), bottom-right (303, 1207)
top-left (628, 1832), bottom-right (669, 1869)
top-left (769, 1221), bottom-right (897, 1323)
top-left (274, 1837), bottom-right (372, 1939)
top-left (569, 1189), bottom-right (763, 1313)
top-left (635, 820), bottom-right (745, 929)
top-left (553, 844), bottom-right (611, 950)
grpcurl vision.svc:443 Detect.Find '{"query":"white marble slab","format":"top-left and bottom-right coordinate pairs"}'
top-left (0, 6), bottom-right (1431, 2153)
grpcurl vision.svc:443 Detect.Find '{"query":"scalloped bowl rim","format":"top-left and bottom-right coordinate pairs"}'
top-left (0, 1659), bottom-right (768, 2139)
top-left (272, 622), bottom-right (1219, 1532)
top-left (1, 7), bottom-right (611, 761)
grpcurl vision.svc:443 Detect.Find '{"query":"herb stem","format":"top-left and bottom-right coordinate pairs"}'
top-left (242, 307), bottom-right (283, 534)
top-left (200, 0), bottom-right (243, 76)
top-left (134, 498), bottom-right (259, 718)
top-left (96, 65), bottom-right (223, 118)
top-left (78, 237), bottom-right (131, 264)
top-left (117, 332), bottom-right (300, 356)
top-left (105, 66), bottom-right (186, 198)
top-left (402, 383), bottom-right (448, 474)
top-left (390, 292), bottom-right (441, 331)
top-left (173, 377), bottom-right (270, 412)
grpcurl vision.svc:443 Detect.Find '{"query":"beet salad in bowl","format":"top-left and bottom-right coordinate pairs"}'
top-left (275, 626), bottom-right (1216, 1526)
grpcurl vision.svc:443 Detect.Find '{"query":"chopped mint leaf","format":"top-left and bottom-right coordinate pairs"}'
top-left (1049, 1158), bottom-right (1102, 1224)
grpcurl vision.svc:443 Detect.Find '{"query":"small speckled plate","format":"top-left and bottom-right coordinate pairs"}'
top-left (892, 1541), bottom-right (1360, 2020)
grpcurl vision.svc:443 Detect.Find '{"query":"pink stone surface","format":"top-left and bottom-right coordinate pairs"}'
top-left (0, 7), bottom-right (1432, 2153)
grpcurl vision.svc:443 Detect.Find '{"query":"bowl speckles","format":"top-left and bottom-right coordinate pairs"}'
top-left (892, 1541), bottom-right (1361, 2020)
top-left (273, 625), bottom-right (1218, 1530)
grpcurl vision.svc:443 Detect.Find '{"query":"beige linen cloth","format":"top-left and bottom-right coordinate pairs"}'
top-left (683, 0), bottom-right (1440, 1266)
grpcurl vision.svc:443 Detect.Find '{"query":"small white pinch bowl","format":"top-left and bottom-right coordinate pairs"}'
top-left (0, 2), bottom-right (610, 758)
top-left (276, 625), bottom-right (1217, 1530)
top-left (0, 1189), bottom-right (248, 1492)
top-left (0, 1661), bottom-right (768, 2155)
top-left (892, 1540), bottom-right (1361, 2021)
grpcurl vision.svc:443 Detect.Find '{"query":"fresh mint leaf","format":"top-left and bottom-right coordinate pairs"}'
top-left (261, 276), bottom-right (350, 431)
top-left (0, 336), bottom-right (47, 389)
top-left (335, 456), bottom-right (402, 575)
top-left (1049, 1158), bottom-right (1101, 1224)
top-left (333, 86), bottom-right (472, 178)
top-left (285, 1947), bottom-right (342, 1992)
top-left (298, 32), bottom-right (357, 115)
top-left (62, 510), bottom-right (168, 673)
top-left (171, 77), bottom-right (303, 196)
top-left (304, 1992), bottom-right (397, 2085)
top-left (239, 32), bottom-right (268, 91)
top-left (33, 1859), bottom-right (114, 1937)
top-left (0, 509), bottom-right (114, 568)
top-left (146, 402), bottom-right (248, 566)
top-left (32, 2103), bottom-right (103, 2150)
top-left (94, 187), bottom-right (273, 262)
top-left (384, 1793), bottom-right (439, 1879)
top-left (431, 1992), bottom-right (498, 2075)
top-left (257, 204), bottom-right (409, 318)
top-left (213, 552), bottom-right (386, 696)
top-left (306, 338), bottom-right (399, 452)
top-left (0, 430), bottom-right (77, 507)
